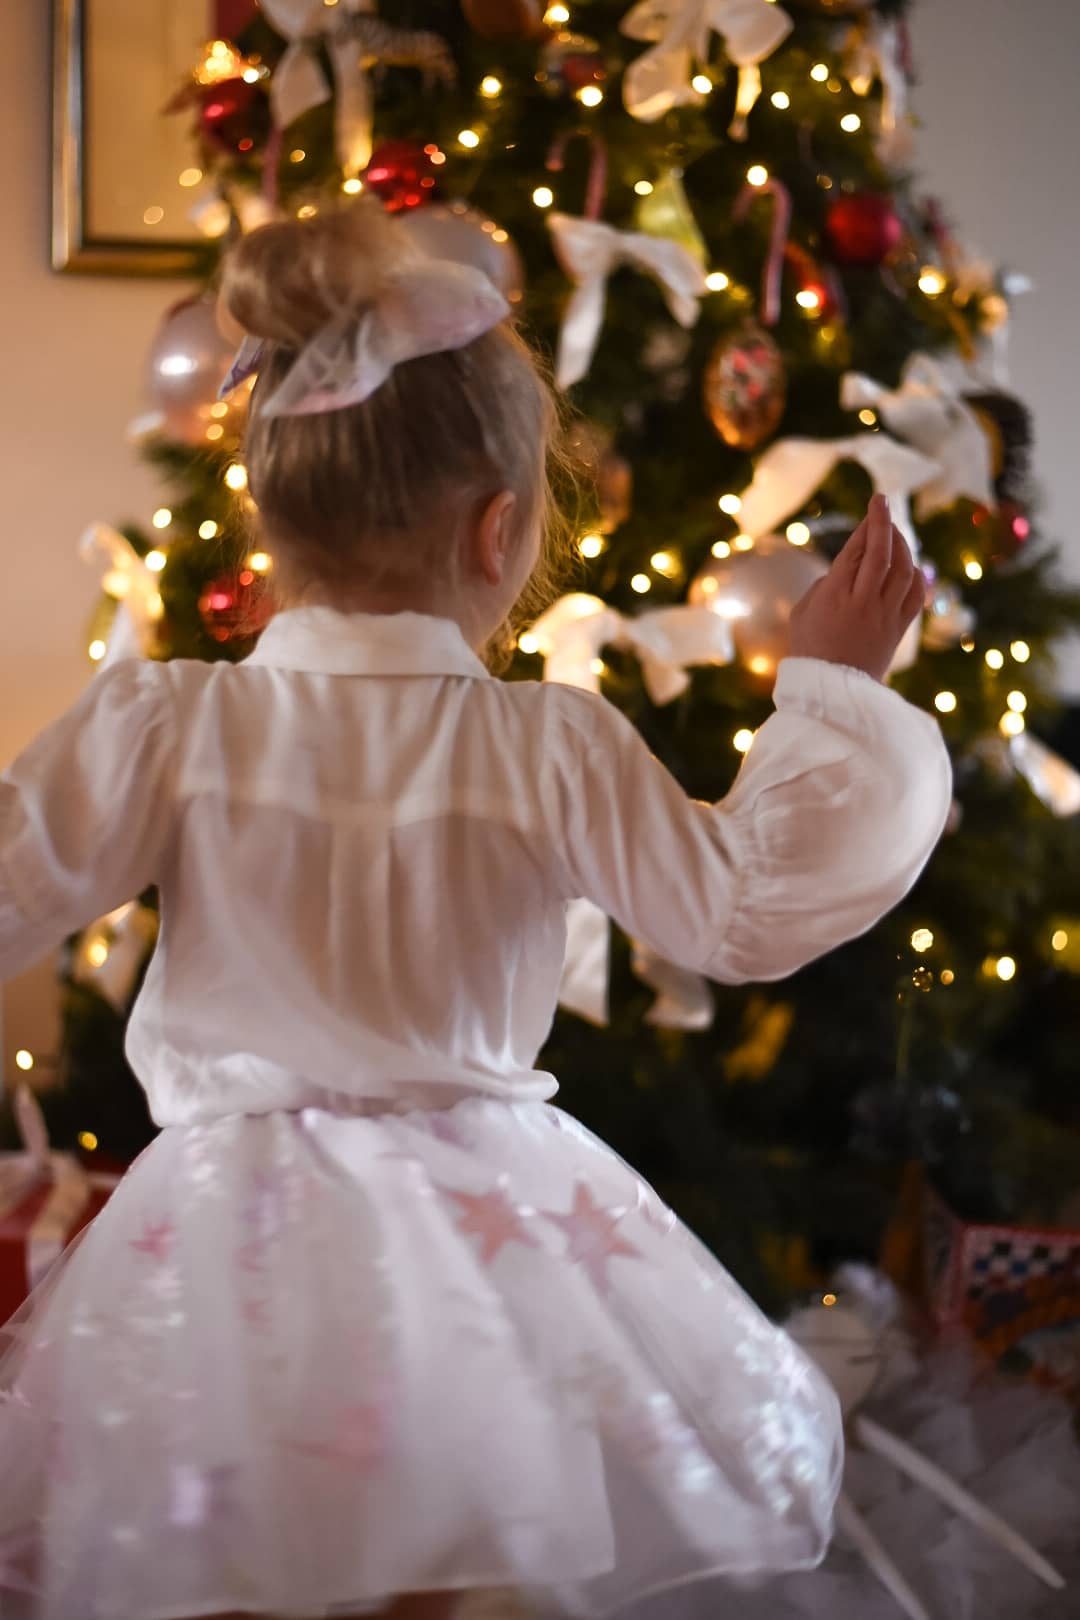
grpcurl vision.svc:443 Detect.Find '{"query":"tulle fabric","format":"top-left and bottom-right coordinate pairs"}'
top-left (0, 1099), bottom-right (841, 1620)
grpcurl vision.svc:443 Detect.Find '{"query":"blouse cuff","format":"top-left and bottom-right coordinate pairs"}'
top-left (774, 657), bottom-right (944, 748)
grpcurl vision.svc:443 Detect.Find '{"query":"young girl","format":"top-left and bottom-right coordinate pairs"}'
top-left (0, 203), bottom-right (950, 1620)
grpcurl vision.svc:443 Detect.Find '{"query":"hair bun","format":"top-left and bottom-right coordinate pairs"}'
top-left (220, 199), bottom-right (401, 348)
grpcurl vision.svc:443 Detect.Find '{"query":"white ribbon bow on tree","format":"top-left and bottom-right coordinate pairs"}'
top-left (841, 353), bottom-right (994, 517)
top-left (1010, 731), bottom-right (1080, 818)
top-left (620, 0), bottom-right (792, 123)
top-left (846, 17), bottom-right (912, 167)
top-left (529, 592), bottom-right (736, 1026)
top-left (80, 524), bottom-right (164, 668)
top-left (547, 213), bottom-right (706, 389)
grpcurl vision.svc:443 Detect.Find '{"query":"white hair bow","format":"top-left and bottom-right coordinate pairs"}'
top-left (547, 213), bottom-right (706, 389)
top-left (620, 0), bottom-right (792, 123)
top-left (219, 258), bottom-right (510, 418)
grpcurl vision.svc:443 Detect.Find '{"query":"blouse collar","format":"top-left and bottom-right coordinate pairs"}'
top-left (245, 607), bottom-right (491, 679)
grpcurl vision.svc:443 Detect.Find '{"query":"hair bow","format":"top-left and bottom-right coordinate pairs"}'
top-left (219, 258), bottom-right (509, 418)
top-left (620, 0), bottom-right (792, 123)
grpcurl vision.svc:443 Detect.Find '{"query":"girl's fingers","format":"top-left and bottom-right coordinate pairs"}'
top-left (900, 567), bottom-right (926, 626)
top-left (883, 526), bottom-right (916, 601)
top-left (831, 511), bottom-right (871, 588)
top-left (853, 494), bottom-right (893, 597)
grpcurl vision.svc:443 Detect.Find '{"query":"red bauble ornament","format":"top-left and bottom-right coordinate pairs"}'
top-left (703, 321), bottom-right (787, 451)
top-left (784, 242), bottom-right (839, 321)
top-left (364, 140), bottom-right (438, 212)
top-left (462, 0), bottom-right (547, 40)
top-left (824, 192), bottom-right (903, 268)
top-left (540, 31), bottom-right (607, 95)
top-left (199, 77), bottom-right (270, 154)
top-left (199, 568), bottom-right (273, 645)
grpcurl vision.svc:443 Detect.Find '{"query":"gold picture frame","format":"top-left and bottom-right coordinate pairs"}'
top-left (52, 0), bottom-right (212, 276)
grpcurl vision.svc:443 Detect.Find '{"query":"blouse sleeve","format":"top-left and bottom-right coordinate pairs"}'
top-left (545, 656), bottom-right (952, 984)
top-left (0, 660), bottom-right (176, 980)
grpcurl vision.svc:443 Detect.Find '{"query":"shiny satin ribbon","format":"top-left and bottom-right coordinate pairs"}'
top-left (547, 213), bottom-right (706, 389)
top-left (846, 16), bottom-right (912, 167)
top-left (80, 523), bottom-right (164, 667)
top-left (840, 354), bottom-right (994, 517)
top-left (1009, 731), bottom-right (1080, 818)
top-left (619, 0), bottom-right (793, 123)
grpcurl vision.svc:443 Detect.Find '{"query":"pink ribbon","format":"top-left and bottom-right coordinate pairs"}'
top-left (733, 177), bottom-right (792, 328)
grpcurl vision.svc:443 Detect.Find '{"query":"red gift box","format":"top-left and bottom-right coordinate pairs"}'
top-left (0, 1090), bottom-right (119, 1323)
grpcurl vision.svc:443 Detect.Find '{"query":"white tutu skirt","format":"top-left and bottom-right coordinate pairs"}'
top-left (0, 1099), bottom-right (841, 1620)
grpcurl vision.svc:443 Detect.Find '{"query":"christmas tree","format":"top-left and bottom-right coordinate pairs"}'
top-left (18, 0), bottom-right (1080, 1311)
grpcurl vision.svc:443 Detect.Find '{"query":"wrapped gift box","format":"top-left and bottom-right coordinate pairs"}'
top-left (0, 1089), bottom-right (119, 1323)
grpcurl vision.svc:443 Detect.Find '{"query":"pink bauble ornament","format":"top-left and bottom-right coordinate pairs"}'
top-left (146, 298), bottom-right (237, 444)
top-left (689, 534), bottom-right (828, 687)
top-left (398, 203), bottom-right (524, 304)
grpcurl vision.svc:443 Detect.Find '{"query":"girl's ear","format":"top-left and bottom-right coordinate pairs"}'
top-left (471, 491), bottom-right (519, 586)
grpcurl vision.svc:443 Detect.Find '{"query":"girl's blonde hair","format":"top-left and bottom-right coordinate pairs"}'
top-left (220, 201), bottom-right (576, 662)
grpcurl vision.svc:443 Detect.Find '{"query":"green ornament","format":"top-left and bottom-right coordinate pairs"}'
top-left (634, 170), bottom-right (707, 267)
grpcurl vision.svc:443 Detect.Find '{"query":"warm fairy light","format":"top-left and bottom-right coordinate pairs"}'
top-left (1006, 690), bottom-right (1027, 712)
top-left (518, 632), bottom-right (540, 655)
top-left (733, 534), bottom-right (755, 552)
top-left (86, 937), bottom-right (109, 968)
top-left (733, 729), bottom-right (755, 754)
top-left (289, 148), bottom-right (306, 163)
top-left (145, 550), bottom-right (167, 573)
top-left (911, 927), bottom-right (934, 953)
top-left (532, 186), bottom-right (554, 209)
top-left (1052, 929), bottom-right (1069, 952)
top-left (224, 463), bottom-right (248, 491)
top-left (822, 1292), bottom-right (838, 1308)
top-left (795, 288), bottom-right (821, 311)
top-left (247, 552), bottom-right (272, 573)
top-left (103, 569), bottom-right (130, 599)
top-left (480, 75), bottom-right (503, 98)
top-left (984, 647), bottom-right (1004, 670)
top-left (810, 63), bottom-right (830, 82)
top-left (995, 955), bottom-right (1017, 982)
top-left (544, 2), bottom-right (570, 21)
top-left (786, 522), bottom-right (810, 546)
top-left (78, 1131), bottom-right (99, 1151)
top-left (458, 128), bottom-right (481, 148)
top-left (579, 533), bottom-right (605, 559)
top-left (858, 408), bottom-right (877, 426)
top-left (748, 655), bottom-right (772, 677)
top-left (589, 658), bottom-right (606, 677)
top-left (210, 401), bottom-right (229, 419)
top-left (919, 267), bottom-right (947, 297)
top-left (940, 969), bottom-right (955, 985)
top-left (711, 540), bottom-right (731, 559)
top-left (426, 145), bottom-right (447, 167)
top-left (691, 74), bottom-right (713, 94)
top-left (578, 85), bottom-right (604, 107)
top-left (840, 113), bottom-right (862, 133)
top-left (297, 204), bottom-right (318, 219)
top-left (650, 550), bottom-right (677, 576)
top-left (205, 424), bottom-right (225, 442)
top-left (630, 573), bottom-right (652, 594)
top-left (242, 66), bottom-right (262, 84)
top-left (1010, 640), bottom-right (1031, 662)
top-left (770, 90), bottom-right (790, 109)
top-left (198, 519), bottom-right (219, 539)
top-left (88, 639), bottom-right (107, 662)
top-left (15, 1050), bottom-right (34, 1072)
top-left (152, 507), bottom-right (172, 529)
top-left (342, 177), bottom-right (363, 195)
top-left (999, 710), bottom-right (1025, 737)
top-left (964, 558), bottom-right (983, 581)
top-left (634, 180), bottom-right (654, 196)
top-left (718, 493), bottom-right (742, 515)
top-left (699, 576), bottom-right (719, 596)
top-left (934, 690), bottom-right (957, 713)
top-left (705, 270), bottom-right (730, 291)
top-left (491, 228), bottom-right (509, 244)
top-left (178, 167), bottom-right (203, 188)
top-left (827, 78), bottom-right (842, 93)
top-left (746, 165), bottom-right (769, 188)
top-left (143, 206), bottom-right (164, 226)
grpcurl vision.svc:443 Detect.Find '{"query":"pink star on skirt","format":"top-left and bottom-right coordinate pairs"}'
top-left (442, 1181), bottom-right (541, 1266)
top-left (129, 1217), bottom-right (175, 1261)
top-left (543, 1183), bottom-right (642, 1293)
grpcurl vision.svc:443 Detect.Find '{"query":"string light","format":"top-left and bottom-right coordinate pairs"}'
top-left (718, 493), bottom-right (742, 515)
top-left (705, 270), bottom-right (730, 291)
top-left (78, 1131), bottom-right (99, 1151)
top-left (224, 464), bottom-right (248, 491)
top-left (518, 631), bottom-right (540, 655)
top-left (919, 267), bottom-right (947, 297)
top-left (691, 74), bottom-right (713, 94)
top-left (748, 655), bottom-right (772, 677)
top-left (999, 711), bottom-right (1025, 737)
top-left (480, 75), bottom-right (502, 98)
top-left (205, 424), bottom-right (225, 442)
top-left (297, 204), bottom-right (318, 219)
top-left (711, 540), bottom-right (731, 559)
top-left (143, 206), bottom-right (164, 226)
top-left (242, 66), bottom-right (262, 84)
top-left (840, 112), bottom-right (861, 132)
top-left (532, 186), bottom-right (554, 208)
top-left (795, 289), bottom-right (821, 310)
top-left (733, 729), bottom-right (755, 753)
top-left (964, 558), bottom-right (983, 581)
top-left (630, 573), bottom-right (651, 594)
top-left (209, 401), bottom-right (229, 419)
top-left (589, 658), bottom-right (606, 677)
top-left (810, 63), bottom-right (829, 82)
top-left (940, 969), bottom-right (955, 985)
top-left (1006, 690), bottom-right (1027, 712)
top-left (1010, 640), bottom-right (1031, 662)
top-left (822, 1292), bottom-right (838, 1308)
top-left (934, 691), bottom-right (957, 713)
top-left (911, 927), bottom-right (934, 952)
top-left (578, 85), bottom-right (604, 106)
top-left (961, 638), bottom-right (975, 652)
top-left (458, 128), bottom-right (481, 148)
top-left (145, 550), bottom-right (167, 573)
top-left (786, 522), bottom-right (810, 546)
top-left (770, 90), bottom-right (790, 109)
top-left (698, 576), bottom-right (719, 596)
top-left (984, 647), bottom-right (1004, 670)
top-left (650, 550), bottom-right (677, 576)
top-left (634, 180), bottom-right (654, 196)
top-left (1052, 929), bottom-right (1069, 952)
top-left (247, 552), bottom-right (272, 573)
top-left (86, 938), bottom-right (109, 968)
top-left (289, 148), bottom-right (306, 163)
top-left (994, 955), bottom-right (1017, 982)
top-left (198, 519), bottom-right (219, 539)
top-left (858, 408), bottom-right (877, 426)
top-left (733, 534), bottom-right (755, 552)
top-left (15, 1050), bottom-right (34, 1072)
top-left (178, 167), bottom-right (202, 188)
top-left (827, 77), bottom-right (842, 93)
top-left (579, 533), bottom-right (605, 559)
top-left (746, 165), bottom-right (769, 187)
top-left (544, 2), bottom-right (570, 21)
top-left (152, 507), bottom-right (172, 529)
top-left (88, 639), bottom-right (107, 662)
top-left (342, 177), bottom-right (363, 194)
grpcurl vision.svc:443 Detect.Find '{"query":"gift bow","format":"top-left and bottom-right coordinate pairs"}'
top-left (530, 591), bottom-right (734, 1027)
top-left (841, 354), bottom-right (994, 517)
top-left (80, 524), bottom-right (163, 668)
top-left (620, 0), bottom-right (792, 122)
top-left (548, 213), bottom-right (706, 389)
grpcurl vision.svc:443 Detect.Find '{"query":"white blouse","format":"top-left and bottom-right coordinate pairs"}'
top-left (0, 608), bottom-right (951, 1125)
